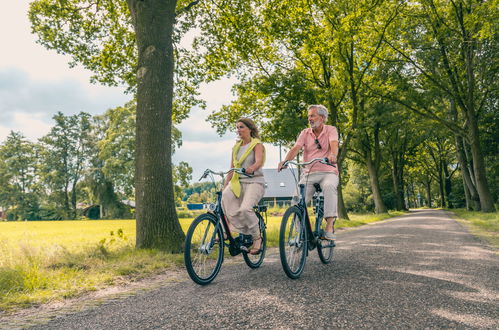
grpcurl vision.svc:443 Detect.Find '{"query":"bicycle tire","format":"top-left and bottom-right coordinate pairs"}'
top-left (184, 213), bottom-right (224, 285)
top-left (317, 216), bottom-right (334, 264)
top-left (279, 206), bottom-right (307, 279)
top-left (243, 213), bottom-right (267, 268)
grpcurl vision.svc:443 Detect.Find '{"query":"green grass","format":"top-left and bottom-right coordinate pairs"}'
top-left (0, 210), bottom-right (405, 311)
top-left (0, 220), bottom-right (184, 312)
top-left (448, 209), bottom-right (499, 248)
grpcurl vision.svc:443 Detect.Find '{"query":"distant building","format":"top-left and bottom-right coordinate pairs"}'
top-left (261, 168), bottom-right (299, 207)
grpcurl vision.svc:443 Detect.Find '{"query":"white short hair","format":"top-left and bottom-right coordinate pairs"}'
top-left (308, 104), bottom-right (328, 122)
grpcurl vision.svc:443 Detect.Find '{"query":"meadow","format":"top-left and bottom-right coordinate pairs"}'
top-left (2, 208), bottom-right (495, 312)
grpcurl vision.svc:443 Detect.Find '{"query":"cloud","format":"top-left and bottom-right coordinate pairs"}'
top-left (0, 68), bottom-right (129, 141)
top-left (0, 112), bottom-right (52, 142)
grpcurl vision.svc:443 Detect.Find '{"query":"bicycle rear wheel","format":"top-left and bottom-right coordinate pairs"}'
top-left (243, 213), bottom-right (267, 268)
top-left (279, 206), bottom-right (307, 279)
top-left (184, 213), bottom-right (224, 285)
top-left (317, 217), bottom-right (334, 264)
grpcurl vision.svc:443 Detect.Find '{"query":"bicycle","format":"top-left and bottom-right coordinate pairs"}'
top-left (279, 158), bottom-right (336, 279)
top-left (184, 168), bottom-right (267, 285)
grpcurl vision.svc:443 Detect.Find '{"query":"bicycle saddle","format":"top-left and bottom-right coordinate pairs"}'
top-left (313, 183), bottom-right (322, 193)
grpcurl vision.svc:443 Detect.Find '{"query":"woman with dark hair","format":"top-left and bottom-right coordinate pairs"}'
top-left (222, 118), bottom-right (266, 255)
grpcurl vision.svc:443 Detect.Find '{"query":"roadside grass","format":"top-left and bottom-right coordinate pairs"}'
top-left (448, 209), bottom-right (499, 248)
top-left (0, 220), bottom-right (182, 312)
top-left (0, 210), bottom-right (405, 311)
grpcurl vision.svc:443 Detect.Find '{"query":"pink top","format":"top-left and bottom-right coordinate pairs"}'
top-left (295, 125), bottom-right (339, 175)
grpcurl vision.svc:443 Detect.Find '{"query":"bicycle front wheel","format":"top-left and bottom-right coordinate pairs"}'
top-left (184, 213), bottom-right (224, 285)
top-left (243, 213), bottom-right (267, 268)
top-left (279, 206), bottom-right (307, 279)
top-left (317, 217), bottom-right (334, 264)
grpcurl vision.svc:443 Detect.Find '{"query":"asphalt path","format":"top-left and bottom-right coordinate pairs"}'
top-left (11, 210), bottom-right (499, 328)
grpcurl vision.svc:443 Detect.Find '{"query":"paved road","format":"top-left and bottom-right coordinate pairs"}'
top-left (10, 210), bottom-right (499, 328)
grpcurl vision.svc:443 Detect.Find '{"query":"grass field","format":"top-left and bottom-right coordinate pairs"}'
top-left (0, 209), bottom-right (404, 311)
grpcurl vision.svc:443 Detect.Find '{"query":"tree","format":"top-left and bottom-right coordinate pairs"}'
top-left (39, 112), bottom-right (93, 219)
top-left (173, 161), bottom-right (193, 205)
top-left (29, 0), bottom-right (203, 250)
top-left (0, 132), bottom-right (39, 220)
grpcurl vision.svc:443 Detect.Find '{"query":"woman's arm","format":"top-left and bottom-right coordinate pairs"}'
top-left (245, 143), bottom-right (265, 174)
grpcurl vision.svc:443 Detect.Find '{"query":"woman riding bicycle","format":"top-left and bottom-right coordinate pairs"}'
top-left (222, 118), bottom-right (266, 255)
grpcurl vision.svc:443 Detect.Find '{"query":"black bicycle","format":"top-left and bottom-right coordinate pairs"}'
top-left (279, 158), bottom-right (336, 279)
top-left (184, 168), bottom-right (267, 285)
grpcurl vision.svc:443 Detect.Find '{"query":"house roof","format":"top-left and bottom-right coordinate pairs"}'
top-left (262, 168), bottom-right (299, 198)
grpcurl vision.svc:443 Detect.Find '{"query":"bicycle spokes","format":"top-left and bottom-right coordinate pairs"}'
top-left (279, 206), bottom-right (307, 279)
top-left (185, 214), bottom-right (223, 285)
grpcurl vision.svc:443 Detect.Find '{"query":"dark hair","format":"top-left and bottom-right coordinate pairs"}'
top-left (237, 118), bottom-right (260, 138)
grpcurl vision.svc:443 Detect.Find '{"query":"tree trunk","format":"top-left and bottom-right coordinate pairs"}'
top-left (455, 135), bottom-right (480, 210)
top-left (128, 0), bottom-right (185, 251)
top-left (467, 115), bottom-right (496, 212)
top-left (462, 174), bottom-right (471, 211)
top-left (337, 180), bottom-right (348, 219)
top-left (437, 160), bottom-right (445, 208)
top-left (391, 153), bottom-right (406, 211)
top-left (425, 175), bottom-right (432, 208)
top-left (366, 156), bottom-right (387, 213)
top-left (71, 182), bottom-right (77, 219)
top-left (450, 99), bottom-right (480, 211)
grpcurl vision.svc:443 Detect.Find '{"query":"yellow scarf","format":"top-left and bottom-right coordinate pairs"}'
top-left (229, 138), bottom-right (264, 197)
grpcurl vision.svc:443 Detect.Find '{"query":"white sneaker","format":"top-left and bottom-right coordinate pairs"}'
top-left (324, 231), bottom-right (336, 241)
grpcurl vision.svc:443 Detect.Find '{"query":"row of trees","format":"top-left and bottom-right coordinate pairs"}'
top-left (0, 104), bottom-right (192, 221)
top-left (191, 0), bottom-right (497, 216)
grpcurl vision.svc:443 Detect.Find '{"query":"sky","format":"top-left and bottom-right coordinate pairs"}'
top-left (0, 1), bottom-right (281, 181)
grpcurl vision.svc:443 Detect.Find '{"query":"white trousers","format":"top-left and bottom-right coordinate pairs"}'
top-left (298, 172), bottom-right (339, 218)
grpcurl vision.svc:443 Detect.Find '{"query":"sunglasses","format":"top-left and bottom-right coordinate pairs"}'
top-left (314, 138), bottom-right (322, 150)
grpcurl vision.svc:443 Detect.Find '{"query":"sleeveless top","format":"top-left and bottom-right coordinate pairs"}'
top-left (237, 143), bottom-right (265, 184)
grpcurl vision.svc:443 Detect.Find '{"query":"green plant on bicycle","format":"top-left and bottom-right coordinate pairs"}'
top-left (279, 158), bottom-right (336, 279)
top-left (184, 168), bottom-right (267, 285)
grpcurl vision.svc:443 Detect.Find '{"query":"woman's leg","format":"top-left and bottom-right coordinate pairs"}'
top-left (221, 185), bottom-right (242, 233)
top-left (238, 183), bottom-right (265, 242)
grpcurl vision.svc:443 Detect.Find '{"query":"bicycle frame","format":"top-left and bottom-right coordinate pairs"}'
top-left (294, 183), bottom-right (322, 251)
top-left (283, 158), bottom-right (336, 251)
top-left (201, 168), bottom-right (260, 256)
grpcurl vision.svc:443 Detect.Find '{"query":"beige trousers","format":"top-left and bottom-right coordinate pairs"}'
top-left (298, 172), bottom-right (339, 218)
top-left (221, 182), bottom-right (265, 238)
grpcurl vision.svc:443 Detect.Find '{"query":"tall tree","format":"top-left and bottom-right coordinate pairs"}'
top-left (39, 112), bottom-right (93, 219)
top-left (0, 132), bottom-right (39, 220)
top-left (29, 0), bottom-right (203, 250)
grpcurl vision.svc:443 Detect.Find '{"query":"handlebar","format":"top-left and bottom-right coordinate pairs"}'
top-left (199, 168), bottom-right (254, 181)
top-left (282, 157), bottom-right (336, 169)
